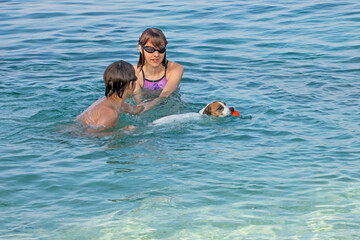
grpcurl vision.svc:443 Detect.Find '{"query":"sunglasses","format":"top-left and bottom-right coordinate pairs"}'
top-left (141, 45), bottom-right (166, 54)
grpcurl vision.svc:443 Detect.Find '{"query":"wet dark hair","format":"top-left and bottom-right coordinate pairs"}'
top-left (104, 60), bottom-right (137, 98)
top-left (137, 28), bottom-right (168, 71)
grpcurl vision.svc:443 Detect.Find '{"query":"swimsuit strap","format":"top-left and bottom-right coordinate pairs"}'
top-left (142, 68), bottom-right (167, 83)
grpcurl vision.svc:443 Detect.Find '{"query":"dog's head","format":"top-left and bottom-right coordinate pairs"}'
top-left (199, 101), bottom-right (234, 117)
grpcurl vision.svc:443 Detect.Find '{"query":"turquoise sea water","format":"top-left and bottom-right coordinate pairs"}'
top-left (1, 0), bottom-right (360, 239)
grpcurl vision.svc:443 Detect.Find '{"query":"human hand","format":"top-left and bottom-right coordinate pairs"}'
top-left (123, 125), bottom-right (137, 131)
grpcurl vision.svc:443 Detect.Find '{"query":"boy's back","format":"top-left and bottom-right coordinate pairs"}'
top-left (76, 97), bottom-right (120, 129)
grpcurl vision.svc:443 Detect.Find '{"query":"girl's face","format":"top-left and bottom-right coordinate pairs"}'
top-left (139, 41), bottom-right (166, 68)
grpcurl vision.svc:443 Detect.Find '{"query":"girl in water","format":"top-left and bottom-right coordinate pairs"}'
top-left (134, 28), bottom-right (184, 102)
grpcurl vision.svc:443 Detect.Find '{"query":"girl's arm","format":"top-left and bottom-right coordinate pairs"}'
top-left (159, 61), bottom-right (184, 98)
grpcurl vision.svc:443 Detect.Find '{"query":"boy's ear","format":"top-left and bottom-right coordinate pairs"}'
top-left (133, 81), bottom-right (137, 89)
top-left (105, 81), bottom-right (114, 97)
top-left (127, 81), bottom-right (135, 90)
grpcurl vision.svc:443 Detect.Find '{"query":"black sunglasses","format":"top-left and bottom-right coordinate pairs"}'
top-left (141, 45), bottom-right (166, 54)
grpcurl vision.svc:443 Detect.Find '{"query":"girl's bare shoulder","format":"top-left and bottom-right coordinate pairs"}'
top-left (168, 61), bottom-right (184, 73)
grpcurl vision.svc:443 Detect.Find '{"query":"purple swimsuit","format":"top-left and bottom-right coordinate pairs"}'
top-left (142, 70), bottom-right (167, 91)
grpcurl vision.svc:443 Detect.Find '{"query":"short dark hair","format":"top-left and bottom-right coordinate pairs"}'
top-left (104, 60), bottom-right (137, 98)
top-left (137, 28), bottom-right (168, 71)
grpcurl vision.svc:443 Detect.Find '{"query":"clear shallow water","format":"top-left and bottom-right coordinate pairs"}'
top-left (1, 0), bottom-right (360, 239)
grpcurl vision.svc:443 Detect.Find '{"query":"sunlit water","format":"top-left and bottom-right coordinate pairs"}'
top-left (1, 0), bottom-right (360, 239)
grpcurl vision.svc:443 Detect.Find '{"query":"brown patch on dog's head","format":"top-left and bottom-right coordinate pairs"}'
top-left (202, 101), bottom-right (228, 117)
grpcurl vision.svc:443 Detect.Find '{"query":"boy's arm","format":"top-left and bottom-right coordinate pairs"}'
top-left (132, 89), bottom-right (143, 104)
top-left (138, 97), bottom-right (163, 113)
top-left (122, 102), bottom-right (145, 115)
top-left (122, 98), bottom-right (164, 115)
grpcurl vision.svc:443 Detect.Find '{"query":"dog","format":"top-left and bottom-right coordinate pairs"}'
top-left (199, 101), bottom-right (235, 117)
top-left (152, 101), bottom-right (235, 126)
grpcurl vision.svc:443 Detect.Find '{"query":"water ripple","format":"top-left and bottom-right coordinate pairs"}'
top-left (1, 0), bottom-right (360, 239)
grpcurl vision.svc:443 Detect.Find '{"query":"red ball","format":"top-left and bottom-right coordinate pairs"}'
top-left (232, 110), bottom-right (240, 116)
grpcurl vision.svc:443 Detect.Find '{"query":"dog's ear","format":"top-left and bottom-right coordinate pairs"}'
top-left (203, 105), bottom-right (212, 115)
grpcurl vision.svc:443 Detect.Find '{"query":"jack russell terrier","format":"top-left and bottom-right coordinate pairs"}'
top-left (152, 101), bottom-right (238, 126)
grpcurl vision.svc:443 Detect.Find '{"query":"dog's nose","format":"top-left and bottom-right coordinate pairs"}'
top-left (229, 107), bottom-right (234, 113)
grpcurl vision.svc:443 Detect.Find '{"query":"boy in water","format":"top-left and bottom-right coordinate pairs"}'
top-left (76, 60), bottom-right (148, 130)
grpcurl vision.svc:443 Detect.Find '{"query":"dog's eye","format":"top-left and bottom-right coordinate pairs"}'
top-left (217, 106), bottom-right (224, 111)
